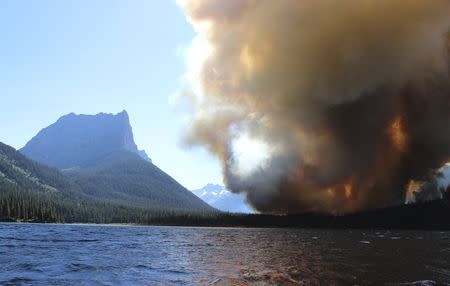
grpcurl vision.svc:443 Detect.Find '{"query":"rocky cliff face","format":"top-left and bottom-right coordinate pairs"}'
top-left (20, 110), bottom-right (150, 169)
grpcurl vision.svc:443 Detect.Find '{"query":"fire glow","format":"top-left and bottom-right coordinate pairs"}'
top-left (179, 0), bottom-right (450, 214)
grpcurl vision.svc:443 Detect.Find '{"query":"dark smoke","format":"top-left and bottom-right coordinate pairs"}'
top-left (179, 0), bottom-right (450, 214)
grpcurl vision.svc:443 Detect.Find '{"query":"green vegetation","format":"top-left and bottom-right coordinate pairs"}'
top-left (0, 184), bottom-right (220, 224)
top-left (1, 141), bottom-right (450, 229)
top-left (15, 111), bottom-right (212, 212)
top-left (0, 141), bottom-right (215, 223)
top-left (0, 142), bottom-right (75, 197)
top-left (2, 179), bottom-right (450, 230)
top-left (63, 151), bottom-right (212, 210)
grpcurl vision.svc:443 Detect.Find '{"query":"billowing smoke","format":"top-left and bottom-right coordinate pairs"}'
top-left (178, 0), bottom-right (450, 214)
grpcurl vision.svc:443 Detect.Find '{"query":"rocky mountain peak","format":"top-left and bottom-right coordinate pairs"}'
top-left (20, 111), bottom-right (150, 169)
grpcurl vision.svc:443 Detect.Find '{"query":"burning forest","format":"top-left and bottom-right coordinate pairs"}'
top-left (179, 0), bottom-right (450, 214)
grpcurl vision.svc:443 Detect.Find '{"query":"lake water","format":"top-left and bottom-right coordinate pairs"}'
top-left (0, 223), bottom-right (449, 285)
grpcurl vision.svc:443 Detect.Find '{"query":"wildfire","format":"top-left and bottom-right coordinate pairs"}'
top-left (405, 179), bottom-right (424, 204)
top-left (344, 183), bottom-right (353, 199)
top-left (388, 116), bottom-right (407, 152)
top-left (180, 0), bottom-right (450, 214)
top-left (327, 188), bottom-right (335, 197)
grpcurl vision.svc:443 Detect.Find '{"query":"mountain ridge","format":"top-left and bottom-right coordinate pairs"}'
top-left (192, 183), bottom-right (253, 213)
top-left (20, 110), bottom-right (150, 169)
top-left (16, 111), bottom-right (213, 212)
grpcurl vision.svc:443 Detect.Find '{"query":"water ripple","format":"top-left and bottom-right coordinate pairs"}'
top-left (0, 223), bottom-right (448, 285)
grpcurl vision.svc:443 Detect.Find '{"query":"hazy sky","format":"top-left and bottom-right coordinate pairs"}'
top-left (0, 0), bottom-right (222, 189)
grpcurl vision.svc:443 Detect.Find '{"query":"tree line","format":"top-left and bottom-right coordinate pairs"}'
top-left (1, 180), bottom-right (450, 229)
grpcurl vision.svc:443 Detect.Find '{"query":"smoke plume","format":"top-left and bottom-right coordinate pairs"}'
top-left (179, 0), bottom-right (450, 214)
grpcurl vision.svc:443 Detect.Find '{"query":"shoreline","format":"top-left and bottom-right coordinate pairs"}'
top-left (1, 197), bottom-right (449, 231)
top-left (1, 219), bottom-right (449, 231)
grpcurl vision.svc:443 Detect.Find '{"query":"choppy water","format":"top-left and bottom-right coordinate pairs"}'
top-left (0, 223), bottom-right (449, 285)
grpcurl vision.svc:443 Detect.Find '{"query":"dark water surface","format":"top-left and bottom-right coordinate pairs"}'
top-left (0, 223), bottom-right (449, 285)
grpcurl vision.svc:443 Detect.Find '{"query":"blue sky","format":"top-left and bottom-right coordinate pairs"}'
top-left (0, 0), bottom-right (222, 189)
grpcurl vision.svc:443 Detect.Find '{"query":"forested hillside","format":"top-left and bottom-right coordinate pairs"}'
top-left (0, 185), bottom-right (218, 224)
top-left (16, 111), bottom-right (213, 212)
top-left (0, 142), bottom-right (214, 223)
top-left (0, 142), bottom-right (76, 196)
top-left (64, 151), bottom-right (213, 210)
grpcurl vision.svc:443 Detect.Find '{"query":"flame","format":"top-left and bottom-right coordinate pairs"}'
top-left (405, 179), bottom-right (424, 204)
top-left (240, 45), bottom-right (256, 73)
top-left (179, 0), bottom-right (450, 214)
top-left (388, 115), bottom-right (407, 152)
top-left (326, 188), bottom-right (335, 197)
top-left (344, 183), bottom-right (353, 199)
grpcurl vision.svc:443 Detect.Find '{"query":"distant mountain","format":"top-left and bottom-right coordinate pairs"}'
top-left (65, 151), bottom-right (213, 210)
top-left (17, 111), bottom-right (213, 212)
top-left (192, 184), bottom-right (254, 213)
top-left (20, 111), bottom-right (150, 169)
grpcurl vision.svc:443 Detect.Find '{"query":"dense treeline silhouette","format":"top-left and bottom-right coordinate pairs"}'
top-left (1, 141), bottom-right (211, 212)
top-left (2, 141), bottom-right (450, 229)
top-left (1, 180), bottom-right (449, 230)
top-left (0, 184), bottom-right (221, 224)
top-left (0, 141), bottom-right (215, 223)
